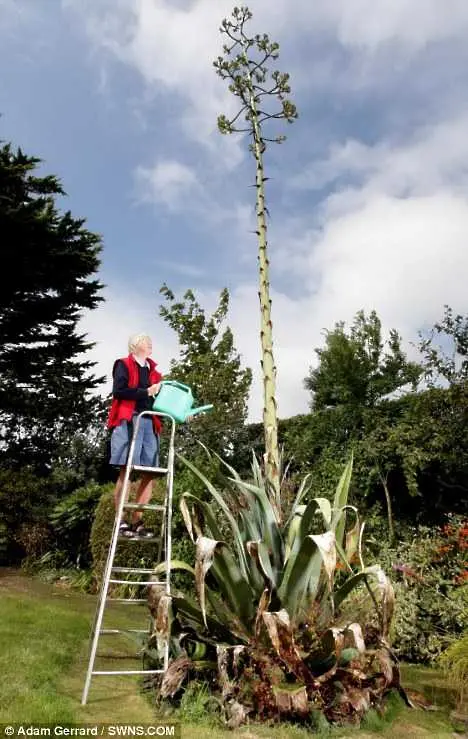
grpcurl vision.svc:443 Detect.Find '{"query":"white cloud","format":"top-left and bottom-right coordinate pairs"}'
top-left (314, 0), bottom-right (468, 52)
top-left (80, 285), bottom-right (179, 398)
top-left (294, 113), bottom-right (468, 201)
top-left (64, 0), bottom-right (468, 148)
top-left (135, 159), bottom-right (199, 211)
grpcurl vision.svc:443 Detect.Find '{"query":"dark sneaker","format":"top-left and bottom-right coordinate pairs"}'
top-left (134, 523), bottom-right (154, 538)
top-left (119, 521), bottom-right (135, 538)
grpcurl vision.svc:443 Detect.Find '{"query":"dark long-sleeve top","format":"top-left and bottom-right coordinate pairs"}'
top-left (112, 360), bottom-right (153, 414)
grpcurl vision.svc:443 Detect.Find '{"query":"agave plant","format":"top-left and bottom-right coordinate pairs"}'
top-left (148, 452), bottom-right (407, 726)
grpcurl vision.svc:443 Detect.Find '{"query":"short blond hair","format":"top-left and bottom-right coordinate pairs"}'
top-left (128, 333), bottom-right (152, 353)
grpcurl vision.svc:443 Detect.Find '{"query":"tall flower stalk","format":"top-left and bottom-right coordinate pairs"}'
top-left (214, 6), bottom-right (297, 504)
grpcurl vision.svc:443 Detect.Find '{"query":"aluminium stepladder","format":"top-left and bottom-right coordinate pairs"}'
top-left (81, 410), bottom-right (176, 705)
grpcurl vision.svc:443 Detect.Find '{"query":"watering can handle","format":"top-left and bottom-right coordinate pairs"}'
top-left (161, 380), bottom-right (191, 392)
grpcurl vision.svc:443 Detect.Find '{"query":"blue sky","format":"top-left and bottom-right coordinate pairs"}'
top-left (2, 0), bottom-right (468, 419)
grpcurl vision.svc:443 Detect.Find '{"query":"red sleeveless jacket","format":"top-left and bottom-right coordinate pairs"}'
top-left (107, 354), bottom-right (163, 433)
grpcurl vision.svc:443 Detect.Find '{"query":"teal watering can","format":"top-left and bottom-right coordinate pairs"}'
top-left (152, 380), bottom-right (213, 424)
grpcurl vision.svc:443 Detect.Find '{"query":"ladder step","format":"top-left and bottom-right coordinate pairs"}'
top-left (100, 628), bottom-right (148, 635)
top-left (109, 579), bottom-right (165, 586)
top-left (123, 503), bottom-right (165, 511)
top-left (108, 598), bottom-right (148, 603)
top-left (132, 465), bottom-right (168, 475)
top-left (118, 535), bottom-right (161, 543)
top-left (92, 669), bottom-right (164, 676)
top-left (112, 567), bottom-right (162, 574)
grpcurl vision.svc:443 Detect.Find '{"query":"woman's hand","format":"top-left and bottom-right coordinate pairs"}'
top-left (147, 383), bottom-right (161, 397)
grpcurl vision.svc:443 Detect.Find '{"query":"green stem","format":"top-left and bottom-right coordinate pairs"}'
top-left (243, 48), bottom-right (281, 508)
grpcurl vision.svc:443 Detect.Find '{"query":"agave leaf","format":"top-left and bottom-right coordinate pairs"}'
top-left (339, 686), bottom-right (371, 715)
top-left (191, 530), bottom-right (257, 629)
top-left (180, 495), bottom-right (196, 542)
top-left (262, 610), bottom-right (317, 685)
top-left (208, 452), bottom-right (262, 531)
top-left (172, 594), bottom-right (243, 644)
top-left (255, 587), bottom-right (271, 639)
top-left (284, 473), bottom-right (312, 527)
top-left (178, 454), bottom-right (250, 581)
top-left (332, 453), bottom-right (354, 548)
top-left (263, 609), bottom-right (290, 655)
top-left (246, 540), bottom-right (276, 587)
top-left (278, 531), bottom-right (336, 620)
top-left (344, 623), bottom-right (366, 653)
top-left (151, 560), bottom-right (196, 577)
top-left (314, 497), bottom-right (332, 529)
top-left (311, 531), bottom-right (337, 591)
top-left (316, 627), bottom-right (345, 683)
top-left (180, 492), bottom-right (224, 542)
top-left (334, 565), bottom-right (383, 609)
top-left (345, 515), bottom-right (361, 565)
top-left (152, 594), bottom-right (173, 659)
top-left (195, 536), bottom-right (226, 627)
top-left (284, 508), bottom-right (304, 562)
top-left (285, 496), bottom-right (328, 569)
top-left (204, 587), bottom-right (251, 641)
top-left (334, 564), bottom-right (394, 638)
top-left (374, 567), bottom-right (395, 640)
top-left (272, 684), bottom-right (309, 716)
top-left (251, 451), bottom-right (264, 489)
top-left (160, 656), bottom-right (192, 698)
top-left (230, 478), bottom-right (283, 563)
top-left (217, 644), bottom-right (247, 700)
top-left (217, 644), bottom-right (235, 699)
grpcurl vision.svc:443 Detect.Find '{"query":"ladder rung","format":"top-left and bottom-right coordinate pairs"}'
top-left (92, 669), bottom-right (164, 676)
top-left (112, 567), bottom-right (162, 574)
top-left (123, 503), bottom-right (165, 511)
top-left (99, 629), bottom-right (148, 636)
top-left (118, 535), bottom-right (160, 543)
top-left (107, 598), bottom-right (148, 603)
top-left (109, 579), bottom-right (164, 586)
top-left (132, 465), bottom-right (168, 475)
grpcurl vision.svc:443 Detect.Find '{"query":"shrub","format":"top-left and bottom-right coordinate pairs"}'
top-left (367, 516), bottom-right (468, 662)
top-left (440, 632), bottom-right (468, 709)
top-left (90, 482), bottom-right (165, 588)
top-left (15, 522), bottom-right (52, 561)
top-left (0, 468), bottom-right (51, 564)
top-left (49, 482), bottom-right (112, 567)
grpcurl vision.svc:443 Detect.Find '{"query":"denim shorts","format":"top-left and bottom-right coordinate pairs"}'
top-left (109, 416), bottom-right (160, 467)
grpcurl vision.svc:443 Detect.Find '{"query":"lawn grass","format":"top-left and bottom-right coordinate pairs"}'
top-left (0, 568), bottom-right (458, 737)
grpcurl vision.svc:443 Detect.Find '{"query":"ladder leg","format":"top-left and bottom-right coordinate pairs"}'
top-left (163, 422), bottom-right (175, 672)
top-left (81, 420), bottom-right (141, 705)
top-left (81, 413), bottom-right (176, 704)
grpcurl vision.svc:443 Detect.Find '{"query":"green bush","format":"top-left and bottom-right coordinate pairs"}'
top-left (440, 631), bottom-right (468, 708)
top-left (90, 484), bottom-right (165, 589)
top-left (368, 517), bottom-right (468, 662)
top-left (49, 482), bottom-right (112, 567)
top-left (15, 522), bottom-right (52, 561)
top-left (0, 468), bottom-right (56, 564)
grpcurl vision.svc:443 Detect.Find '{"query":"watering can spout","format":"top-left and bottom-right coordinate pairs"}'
top-left (188, 404), bottom-right (214, 419)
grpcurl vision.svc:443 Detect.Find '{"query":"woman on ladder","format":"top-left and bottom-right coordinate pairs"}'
top-left (107, 333), bottom-right (162, 538)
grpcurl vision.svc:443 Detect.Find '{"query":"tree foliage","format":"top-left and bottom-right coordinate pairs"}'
top-left (305, 310), bottom-right (422, 414)
top-left (0, 141), bottom-right (104, 470)
top-left (419, 304), bottom-right (468, 385)
top-left (159, 283), bottom-right (252, 456)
